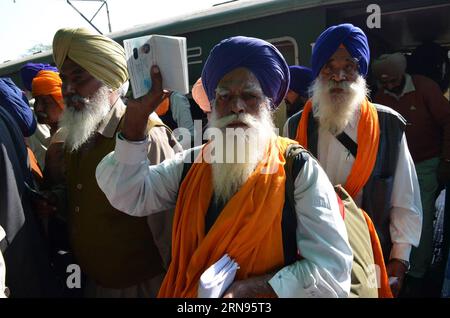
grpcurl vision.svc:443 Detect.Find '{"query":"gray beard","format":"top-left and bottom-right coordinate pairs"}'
top-left (59, 86), bottom-right (111, 152)
top-left (312, 76), bottom-right (368, 135)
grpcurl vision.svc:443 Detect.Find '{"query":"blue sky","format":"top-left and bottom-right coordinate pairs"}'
top-left (0, 0), bottom-right (227, 63)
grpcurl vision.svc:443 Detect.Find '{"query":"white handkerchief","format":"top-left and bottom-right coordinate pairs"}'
top-left (198, 254), bottom-right (239, 298)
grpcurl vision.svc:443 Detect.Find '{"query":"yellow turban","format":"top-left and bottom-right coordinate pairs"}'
top-left (52, 28), bottom-right (128, 90)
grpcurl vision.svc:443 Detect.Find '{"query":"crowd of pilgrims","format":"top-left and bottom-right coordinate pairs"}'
top-left (1, 22), bottom-right (450, 298)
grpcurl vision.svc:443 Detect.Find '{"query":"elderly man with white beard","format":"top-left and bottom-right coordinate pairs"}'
top-left (34, 28), bottom-right (181, 298)
top-left (96, 36), bottom-right (353, 298)
top-left (284, 24), bottom-right (423, 297)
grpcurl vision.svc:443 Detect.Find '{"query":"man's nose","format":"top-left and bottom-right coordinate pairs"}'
top-left (34, 101), bottom-right (44, 112)
top-left (331, 69), bottom-right (347, 82)
top-left (62, 82), bottom-right (75, 95)
top-left (230, 96), bottom-right (246, 114)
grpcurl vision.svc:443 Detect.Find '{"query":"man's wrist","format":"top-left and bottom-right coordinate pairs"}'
top-left (118, 132), bottom-right (148, 144)
top-left (389, 258), bottom-right (410, 272)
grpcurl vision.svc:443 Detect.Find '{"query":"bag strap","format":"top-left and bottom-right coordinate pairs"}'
top-left (335, 131), bottom-right (358, 158)
top-left (283, 143), bottom-right (308, 265)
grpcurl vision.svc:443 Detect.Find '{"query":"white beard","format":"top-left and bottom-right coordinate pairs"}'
top-left (312, 75), bottom-right (368, 135)
top-left (209, 101), bottom-right (274, 204)
top-left (59, 86), bottom-right (111, 152)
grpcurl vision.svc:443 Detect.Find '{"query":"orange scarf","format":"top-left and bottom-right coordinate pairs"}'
top-left (295, 98), bottom-right (380, 198)
top-left (158, 136), bottom-right (294, 297)
top-left (362, 210), bottom-right (393, 298)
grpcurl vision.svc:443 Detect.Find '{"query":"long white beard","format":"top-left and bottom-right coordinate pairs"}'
top-left (208, 102), bottom-right (274, 204)
top-left (59, 86), bottom-right (111, 152)
top-left (312, 75), bottom-right (368, 135)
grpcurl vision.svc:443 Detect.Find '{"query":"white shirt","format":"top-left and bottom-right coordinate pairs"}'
top-left (95, 136), bottom-right (353, 298)
top-left (284, 106), bottom-right (423, 262)
top-left (169, 92), bottom-right (196, 149)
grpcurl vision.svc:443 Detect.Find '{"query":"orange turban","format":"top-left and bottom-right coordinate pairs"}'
top-left (31, 70), bottom-right (64, 109)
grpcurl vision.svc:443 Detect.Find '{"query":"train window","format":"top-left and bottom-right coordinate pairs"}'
top-left (267, 36), bottom-right (299, 65)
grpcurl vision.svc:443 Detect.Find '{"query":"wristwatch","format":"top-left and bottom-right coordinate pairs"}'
top-left (390, 258), bottom-right (410, 271)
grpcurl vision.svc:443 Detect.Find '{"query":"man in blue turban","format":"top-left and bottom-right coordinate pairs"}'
top-left (284, 23), bottom-right (423, 297)
top-left (96, 35), bottom-right (353, 298)
top-left (20, 63), bottom-right (58, 92)
top-left (0, 77), bottom-right (36, 137)
top-left (285, 65), bottom-right (313, 117)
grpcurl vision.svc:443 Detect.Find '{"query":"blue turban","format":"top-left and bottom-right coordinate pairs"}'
top-left (311, 23), bottom-right (370, 79)
top-left (20, 62), bottom-right (58, 91)
top-left (288, 65), bottom-right (313, 98)
top-left (0, 78), bottom-right (36, 137)
top-left (201, 36), bottom-right (289, 109)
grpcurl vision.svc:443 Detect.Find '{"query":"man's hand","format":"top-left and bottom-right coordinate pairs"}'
top-left (222, 274), bottom-right (276, 298)
top-left (122, 65), bottom-right (169, 141)
top-left (31, 190), bottom-right (58, 218)
top-left (387, 259), bottom-right (409, 297)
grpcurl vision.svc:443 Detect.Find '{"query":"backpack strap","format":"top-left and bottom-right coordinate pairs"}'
top-left (282, 143), bottom-right (309, 265)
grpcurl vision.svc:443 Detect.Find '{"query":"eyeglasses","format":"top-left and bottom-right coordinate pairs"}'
top-left (321, 58), bottom-right (360, 78)
top-left (215, 90), bottom-right (264, 108)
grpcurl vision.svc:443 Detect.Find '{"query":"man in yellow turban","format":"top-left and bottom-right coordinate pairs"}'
top-left (35, 27), bottom-right (181, 297)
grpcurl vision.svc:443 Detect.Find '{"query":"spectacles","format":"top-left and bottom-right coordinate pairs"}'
top-left (321, 58), bottom-right (360, 78)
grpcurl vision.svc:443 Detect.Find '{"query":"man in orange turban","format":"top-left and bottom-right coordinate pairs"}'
top-left (32, 70), bottom-right (64, 138)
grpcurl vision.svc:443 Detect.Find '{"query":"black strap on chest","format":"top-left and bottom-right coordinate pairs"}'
top-left (335, 131), bottom-right (358, 158)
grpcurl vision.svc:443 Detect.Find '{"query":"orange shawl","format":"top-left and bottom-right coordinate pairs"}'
top-left (158, 136), bottom-right (294, 297)
top-left (27, 146), bottom-right (43, 182)
top-left (295, 98), bottom-right (380, 198)
top-left (362, 210), bottom-right (393, 298)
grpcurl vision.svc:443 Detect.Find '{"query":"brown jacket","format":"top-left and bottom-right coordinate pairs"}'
top-left (374, 74), bottom-right (450, 163)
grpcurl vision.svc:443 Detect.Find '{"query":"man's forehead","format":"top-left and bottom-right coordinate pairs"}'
top-left (60, 58), bottom-right (87, 76)
top-left (217, 67), bottom-right (261, 90)
top-left (327, 47), bottom-right (353, 62)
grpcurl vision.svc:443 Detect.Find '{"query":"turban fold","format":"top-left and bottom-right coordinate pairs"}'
top-left (288, 65), bottom-right (313, 98)
top-left (0, 78), bottom-right (36, 137)
top-left (372, 53), bottom-right (407, 79)
top-left (32, 70), bottom-right (64, 109)
top-left (20, 62), bottom-right (58, 91)
top-left (201, 36), bottom-right (289, 109)
top-left (192, 78), bottom-right (211, 113)
top-left (52, 28), bottom-right (128, 90)
top-left (311, 23), bottom-right (370, 79)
